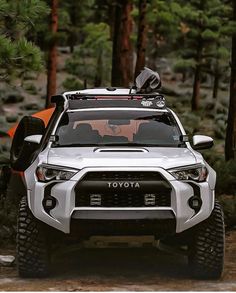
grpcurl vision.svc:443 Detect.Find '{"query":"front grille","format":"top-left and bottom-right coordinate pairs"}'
top-left (76, 192), bottom-right (170, 207)
top-left (75, 171), bottom-right (171, 208)
top-left (82, 171), bottom-right (164, 181)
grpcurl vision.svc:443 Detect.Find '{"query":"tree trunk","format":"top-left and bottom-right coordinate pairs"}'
top-left (192, 65), bottom-right (201, 110)
top-left (213, 71), bottom-right (219, 99)
top-left (225, 0), bottom-right (236, 160)
top-left (46, 0), bottom-right (58, 108)
top-left (94, 51), bottom-right (103, 87)
top-left (111, 0), bottom-right (133, 87)
top-left (134, 0), bottom-right (147, 79)
top-left (111, 1), bottom-right (122, 86)
top-left (191, 40), bottom-right (202, 111)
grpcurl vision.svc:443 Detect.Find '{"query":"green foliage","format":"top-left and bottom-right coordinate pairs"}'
top-left (16, 38), bottom-right (42, 71)
top-left (178, 112), bottom-right (201, 134)
top-left (63, 77), bottom-right (84, 91)
top-left (23, 82), bottom-right (38, 95)
top-left (173, 59), bottom-right (195, 73)
top-left (201, 29), bottom-right (219, 41)
top-left (65, 22), bottom-right (112, 87)
top-left (58, 0), bottom-right (95, 49)
top-left (0, 0), bottom-right (49, 81)
top-left (214, 159), bottom-right (236, 195)
top-left (215, 158), bottom-right (236, 228)
top-left (217, 195), bottom-right (236, 228)
top-left (178, 0), bottom-right (232, 83)
top-left (147, 0), bottom-right (182, 55)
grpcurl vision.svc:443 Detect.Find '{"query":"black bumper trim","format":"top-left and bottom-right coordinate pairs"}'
top-left (71, 209), bottom-right (175, 220)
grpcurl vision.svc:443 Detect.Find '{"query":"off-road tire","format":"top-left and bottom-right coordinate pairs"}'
top-left (17, 197), bottom-right (50, 278)
top-left (10, 116), bottom-right (45, 171)
top-left (188, 200), bottom-right (225, 279)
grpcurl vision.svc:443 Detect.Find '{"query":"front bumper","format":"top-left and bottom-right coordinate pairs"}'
top-left (26, 166), bottom-right (214, 234)
top-left (72, 208), bottom-right (174, 220)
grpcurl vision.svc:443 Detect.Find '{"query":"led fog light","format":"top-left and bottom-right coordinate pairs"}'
top-left (43, 196), bottom-right (56, 211)
top-left (188, 196), bottom-right (202, 211)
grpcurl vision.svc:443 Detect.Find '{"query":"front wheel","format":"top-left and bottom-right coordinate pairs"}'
top-left (188, 201), bottom-right (225, 279)
top-left (17, 197), bottom-right (50, 278)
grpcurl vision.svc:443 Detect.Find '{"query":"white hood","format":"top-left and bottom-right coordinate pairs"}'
top-left (47, 147), bottom-right (197, 170)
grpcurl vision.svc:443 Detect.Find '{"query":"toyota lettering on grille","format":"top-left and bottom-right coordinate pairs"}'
top-left (107, 182), bottom-right (140, 188)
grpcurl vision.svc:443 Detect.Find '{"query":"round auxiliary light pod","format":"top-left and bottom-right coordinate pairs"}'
top-left (188, 196), bottom-right (202, 211)
top-left (42, 196), bottom-right (57, 211)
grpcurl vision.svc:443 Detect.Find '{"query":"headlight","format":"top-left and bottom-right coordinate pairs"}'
top-left (168, 164), bottom-right (208, 182)
top-left (36, 165), bottom-right (78, 182)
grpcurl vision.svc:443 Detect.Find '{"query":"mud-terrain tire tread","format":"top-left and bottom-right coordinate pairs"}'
top-left (10, 116), bottom-right (45, 171)
top-left (189, 200), bottom-right (225, 279)
top-left (17, 197), bottom-right (50, 278)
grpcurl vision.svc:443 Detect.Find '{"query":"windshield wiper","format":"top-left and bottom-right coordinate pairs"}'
top-left (95, 142), bottom-right (181, 147)
top-left (53, 142), bottom-right (185, 148)
top-left (53, 143), bottom-right (102, 147)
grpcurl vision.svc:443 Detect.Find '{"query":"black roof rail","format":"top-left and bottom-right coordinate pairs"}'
top-left (64, 92), bottom-right (164, 100)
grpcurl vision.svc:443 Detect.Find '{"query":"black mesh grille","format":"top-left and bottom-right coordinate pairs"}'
top-left (75, 171), bottom-right (171, 208)
top-left (82, 171), bottom-right (165, 181)
top-left (76, 192), bottom-right (170, 207)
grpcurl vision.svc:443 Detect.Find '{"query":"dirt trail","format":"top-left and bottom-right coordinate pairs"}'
top-left (0, 230), bottom-right (235, 291)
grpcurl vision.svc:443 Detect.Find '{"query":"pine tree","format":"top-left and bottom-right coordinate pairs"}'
top-left (46, 0), bottom-right (58, 108)
top-left (0, 0), bottom-right (49, 81)
top-left (64, 22), bottom-right (112, 88)
top-left (144, 0), bottom-right (182, 69)
top-left (179, 0), bottom-right (229, 110)
top-left (225, 0), bottom-right (236, 160)
top-left (61, 0), bottom-right (95, 53)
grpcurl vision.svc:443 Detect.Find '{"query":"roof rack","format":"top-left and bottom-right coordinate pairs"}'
top-left (51, 88), bottom-right (166, 110)
top-left (65, 92), bottom-right (164, 100)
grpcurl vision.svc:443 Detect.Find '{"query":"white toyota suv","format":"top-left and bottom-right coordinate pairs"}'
top-left (10, 87), bottom-right (224, 279)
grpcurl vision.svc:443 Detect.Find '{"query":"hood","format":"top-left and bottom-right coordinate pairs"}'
top-left (47, 147), bottom-right (197, 170)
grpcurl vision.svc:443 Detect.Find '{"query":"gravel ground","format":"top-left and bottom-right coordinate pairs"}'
top-left (0, 230), bottom-right (235, 291)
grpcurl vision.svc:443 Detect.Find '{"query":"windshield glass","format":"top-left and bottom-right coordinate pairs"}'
top-left (52, 109), bottom-right (184, 147)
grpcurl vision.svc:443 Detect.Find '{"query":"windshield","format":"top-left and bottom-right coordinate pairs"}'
top-left (52, 109), bottom-right (184, 147)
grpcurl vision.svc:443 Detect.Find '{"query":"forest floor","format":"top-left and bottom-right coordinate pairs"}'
top-left (0, 230), bottom-right (235, 291)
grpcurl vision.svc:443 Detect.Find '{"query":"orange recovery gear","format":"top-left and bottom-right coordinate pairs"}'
top-left (7, 107), bottom-right (55, 138)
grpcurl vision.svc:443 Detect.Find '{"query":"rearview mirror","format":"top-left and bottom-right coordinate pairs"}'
top-left (108, 119), bottom-right (131, 125)
top-left (24, 134), bottom-right (43, 145)
top-left (192, 135), bottom-right (213, 150)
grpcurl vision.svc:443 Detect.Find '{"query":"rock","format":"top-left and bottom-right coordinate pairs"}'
top-left (0, 130), bottom-right (9, 138)
top-left (219, 96), bottom-right (229, 107)
top-left (6, 115), bottom-right (18, 123)
top-left (21, 102), bottom-right (41, 111)
top-left (23, 73), bottom-right (37, 80)
top-left (204, 101), bottom-right (215, 111)
top-left (23, 83), bottom-right (38, 95)
top-left (0, 255), bottom-right (15, 267)
top-left (0, 154), bottom-right (10, 164)
top-left (2, 93), bottom-right (24, 104)
top-left (220, 84), bottom-right (228, 91)
top-left (215, 113), bottom-right (227, 122)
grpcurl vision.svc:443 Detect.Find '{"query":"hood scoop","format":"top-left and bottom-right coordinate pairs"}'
top-left (94, 147), bottom-right (148, 153)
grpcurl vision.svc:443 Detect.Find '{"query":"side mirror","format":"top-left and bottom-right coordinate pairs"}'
top-left (192, 135), bottom-right (213, 150)
top-left (24, 134), bottom-right (43, 145)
